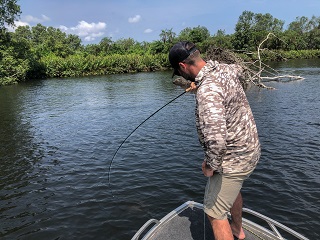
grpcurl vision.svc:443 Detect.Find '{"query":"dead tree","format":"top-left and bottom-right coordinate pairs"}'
top-left (173, 33), bottom-right (304, 90)
top-left (255, 33), bottom-right (304, 87)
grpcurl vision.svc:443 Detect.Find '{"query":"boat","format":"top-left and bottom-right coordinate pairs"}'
top-left (132, 201), bottom-right (309, 240)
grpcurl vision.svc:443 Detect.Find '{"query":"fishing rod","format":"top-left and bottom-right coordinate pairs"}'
top-left (108, 90), bottom-right (188, 197)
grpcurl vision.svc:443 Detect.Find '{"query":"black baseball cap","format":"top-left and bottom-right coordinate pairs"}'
top-left (169, 41), bottom-right (198, 77)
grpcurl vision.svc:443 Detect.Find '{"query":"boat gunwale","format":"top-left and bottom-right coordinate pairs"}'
top-left (131, 201), bottom-right (309, 240)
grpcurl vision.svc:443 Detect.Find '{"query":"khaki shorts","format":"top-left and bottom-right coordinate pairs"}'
top-left (203, 169), bottom-right (253, 220)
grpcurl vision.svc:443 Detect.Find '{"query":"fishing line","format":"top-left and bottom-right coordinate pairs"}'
top-left (108, 90), bottom-right (187, 197)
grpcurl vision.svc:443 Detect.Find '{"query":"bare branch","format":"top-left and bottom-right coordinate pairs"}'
top-left (204, 33), bottom-right (304, 89)
top-left (173, 33), bottom-right (304, 90)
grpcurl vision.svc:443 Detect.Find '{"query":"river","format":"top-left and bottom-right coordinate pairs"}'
top-left (0, 59), bottom-right (319, 239)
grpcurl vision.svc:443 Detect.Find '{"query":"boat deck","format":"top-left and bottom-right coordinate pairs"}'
top-left (132, 201), bottom-right (309, 240)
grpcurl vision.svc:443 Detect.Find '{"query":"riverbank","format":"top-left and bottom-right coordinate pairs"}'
top-left (39, 53), bottom-right (168, 78)
top-left (37, 49), bottom-right (320, 78)
top-left (38, 49), bottom-right (320, 78)
top-left (1, 49), bottom-right (319, 86)
top-left (237, 49), bottom-right (320, 62)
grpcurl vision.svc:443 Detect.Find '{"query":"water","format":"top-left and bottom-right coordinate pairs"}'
top-left (0, 59), bottom-right (319, 239)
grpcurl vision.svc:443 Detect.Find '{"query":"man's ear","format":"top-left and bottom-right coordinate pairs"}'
top-left (178, 62), bottom-right (187, 70)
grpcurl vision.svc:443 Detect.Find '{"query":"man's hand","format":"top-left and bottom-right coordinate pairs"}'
top-left (186, 82), bottom-right (197, 92)
top-left (202, 161), bottom-right (214, 177)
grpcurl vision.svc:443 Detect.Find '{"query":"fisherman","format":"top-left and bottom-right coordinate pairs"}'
top-left (169, 41), bottom-right (261, 240)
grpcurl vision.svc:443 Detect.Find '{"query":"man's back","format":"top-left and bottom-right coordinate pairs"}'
top-left (195, 60), bottom-right (260, 174)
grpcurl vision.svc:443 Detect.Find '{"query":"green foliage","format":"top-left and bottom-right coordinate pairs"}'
top-left (0, 0), bottom-right (24, 84)
top-left (85, 37), bottom-right (152, 56)
top-left (0, 45), bottom-right (29, 85)
top-left (0, 29), bottom-right (33, 84)
top-left (0, 0), bottom-right (21, 30)
top-left (30, 24), bottom-right (82, 57)
top-left (232, 11), bottom-right (284, 51)
top-left (178, 26), bottom-right (210, 44)
top-left (281, 30), bottom-right (308, 50)
top-left (210, 30), bottom-right (233, 49)
top-left (159, 28), bottom-right (176, 43)
top-left (40, 53), bottom-right (168, 78)
top-left (1, 5), bottom-right (320, 86)
top-left (279, 49), bottom-right (320, 59)
top-left (288, 16), bottom-right (310, 33)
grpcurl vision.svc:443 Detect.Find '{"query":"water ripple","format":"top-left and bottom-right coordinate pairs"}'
top-left (1, 64), bottom-right (319, 239)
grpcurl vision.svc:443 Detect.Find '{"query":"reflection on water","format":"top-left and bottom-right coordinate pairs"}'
top-left (0, 59), bottom-right (319, 239)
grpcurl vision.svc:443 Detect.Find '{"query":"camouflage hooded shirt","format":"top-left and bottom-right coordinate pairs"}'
top-left (195, 60), bottom-right (260, 174)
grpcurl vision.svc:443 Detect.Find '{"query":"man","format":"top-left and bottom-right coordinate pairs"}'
top-left (169, 41), bottom-right (260, 240)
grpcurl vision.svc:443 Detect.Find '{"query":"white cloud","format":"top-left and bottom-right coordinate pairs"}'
top-left (15, 21), bottom-right (29, 27)
top-left (84, 36), bottom-right (95, 41)
top-left (144, 28), bottom-right (153, 33)
top-left (24, 14), bottom-right (50, 23)
top-left (7, 14), bottom-right (50, 31)
top-left (59, 25), bottom-right (68, 31)
top-left (6, 20), bottom-right (29, 32)
top-left (59, 20), bottom-right (107, 41)
top-left (128, 15), bottom-right (141, 23)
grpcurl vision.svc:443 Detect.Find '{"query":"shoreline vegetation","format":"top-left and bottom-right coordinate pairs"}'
top-left (1, 6), bottom-right (320, 86)
top-left (39, 49), bottom-right (320, 79)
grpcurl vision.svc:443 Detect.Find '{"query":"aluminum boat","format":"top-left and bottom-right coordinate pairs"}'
top-left (132, 201), bottom-right (309, 240)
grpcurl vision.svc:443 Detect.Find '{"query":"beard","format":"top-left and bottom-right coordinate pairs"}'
top-left (179, 71), bottom-right (195, 82)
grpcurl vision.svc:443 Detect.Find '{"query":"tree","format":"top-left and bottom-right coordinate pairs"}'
top-left (0, 0), bottom-right (24, 85)
top-left (65, 34), bottom-right (82, 52)
top-left (285, 16), bottom-right (314, 50)
top-left (84, 43), bottom-right (100, 56)
top-left (232, 11), bottom-right (255, 50)
top-left (14, 24), bottom-right (82, 57)
top-left (282, 30), bottom-right (307, 50)
top-left (0, 0), bottom-right (21, 30)
top-left (31, 24), bottom-right (47, 45)
top-left (99, 37), bottom-right (113, 54)
top-left (288, 16), bottom-right (310, 34)
top-left (211, 30), bottom-right (233, 49)
top-left (178, 26), bottom-right (210, 44)
top-left (233, 11), bottom-right (284, 50)
top-left (159, 28), bottom-right (176, 44)
top-left (253, 13), bottom-right (284, 32)
top-left (0, 46), bottom-right (29, 85)
top-left (111, 38), bottom-right (136, 54)
top-left (0, 30), bottom-right (32, 85)
top-left (14, 25), bottom-right (32, 40)
top-left (149, 40), bottom-right (166, 54)
top-left (305, 16), bottom-right (320, 49)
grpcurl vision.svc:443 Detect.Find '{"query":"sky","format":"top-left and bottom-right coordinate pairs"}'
top-left (14, 0), bottom-right (320, 45)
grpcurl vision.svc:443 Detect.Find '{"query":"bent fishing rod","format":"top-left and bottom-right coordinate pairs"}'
top-left (107, 90), bottom-right (188, 197)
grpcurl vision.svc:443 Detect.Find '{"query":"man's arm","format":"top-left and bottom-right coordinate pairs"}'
top-left (197, 83), bottom-right (227, 172)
